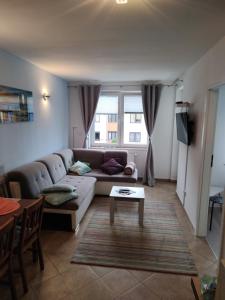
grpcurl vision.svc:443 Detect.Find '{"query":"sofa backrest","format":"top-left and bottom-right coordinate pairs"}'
top-left (104, 150), bottom-right (127, 167)
top-left (37, 154), bottom-right (66, 183)
top-left (54, 149), bottom-right (74, 171)
top-left (6, 162), bottom-right (53, 199)
top-left (73, 149), bottom-right (104, 169)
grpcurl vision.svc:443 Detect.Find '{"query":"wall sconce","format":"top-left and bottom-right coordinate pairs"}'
top-left (42, 93), bottom-right (50, 101)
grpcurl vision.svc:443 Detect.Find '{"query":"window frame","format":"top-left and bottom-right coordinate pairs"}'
top-left (90, 91), bottom-right (148, 148)
top-left (130, 113), bottom-right (142, 123)
top-left (129, 132), bottom-right (141, 143)
top-left (108, 131), bottom-right (117, 142)
top-left (108, 114), bottom-right (117, 123)
top-left (95, 114), bottom-right (100, 123)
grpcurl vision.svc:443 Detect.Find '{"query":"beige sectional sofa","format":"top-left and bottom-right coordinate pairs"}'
top-left (6, 148), bottom-right (138, 231)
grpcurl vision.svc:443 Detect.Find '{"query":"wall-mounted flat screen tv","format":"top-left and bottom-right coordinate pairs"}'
top-left (0, 85), bottom-right (33, 124)
top-left (176, 112), bottom-right (192, 145)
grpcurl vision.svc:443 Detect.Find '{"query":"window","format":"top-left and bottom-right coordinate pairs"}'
top-left (95, 131), bottom-right (100, 141)
top-left (108, 131), bottom-right (117, 143)
top-left (92, 95), bottom-right (118, 144)
top-left (108, 114), bottom-right (117, 123)
top-left (129, 132), bottom-right (141, 143)
top-left (130, 113), bottom-right (142, 123)
top-left (123, 95), bottom-right (148, 145)
top-left (91, 93), bottom-right (148, 146)
top-left (95, 114), bottom-right (100, 122)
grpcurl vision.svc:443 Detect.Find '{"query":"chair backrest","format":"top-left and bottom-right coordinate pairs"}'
top-left (0, 217), bottom-right (16, 276)
top-left (19, 197), bottom-right (44, 249)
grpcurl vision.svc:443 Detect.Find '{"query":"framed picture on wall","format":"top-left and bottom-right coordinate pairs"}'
top-left (0, 85), bottom-right (33, 124)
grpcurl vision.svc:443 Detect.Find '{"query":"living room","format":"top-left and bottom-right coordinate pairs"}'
top-left (1, 1), bottom-right (225, 299)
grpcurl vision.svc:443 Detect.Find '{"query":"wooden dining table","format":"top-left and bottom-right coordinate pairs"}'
top-left (0, 199), bottom-right (40, 226)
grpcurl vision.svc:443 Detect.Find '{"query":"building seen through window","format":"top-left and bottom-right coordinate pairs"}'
top-left (92, 93), bottom-right (147, 146)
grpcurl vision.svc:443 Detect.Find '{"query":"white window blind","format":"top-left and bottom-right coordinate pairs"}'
top-left (124, 95), bottom-right (143, 113)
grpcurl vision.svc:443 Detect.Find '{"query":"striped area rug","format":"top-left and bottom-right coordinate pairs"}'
top-left (71, 200), bottom-right (197, 275)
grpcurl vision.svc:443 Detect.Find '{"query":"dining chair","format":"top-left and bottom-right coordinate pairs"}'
top-left (0, 216), bottom-right (18, 300)
top-left (16, 196), bottom-right (44, 293)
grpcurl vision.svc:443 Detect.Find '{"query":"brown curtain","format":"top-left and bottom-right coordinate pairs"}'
top-left (142, 84), bottom-right (161, 186)
top-left (78, 85), bottom-right (101, 148)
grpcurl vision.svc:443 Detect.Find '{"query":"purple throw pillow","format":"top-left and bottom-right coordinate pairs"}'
top-left (101, 158), bottom-right (124, 175)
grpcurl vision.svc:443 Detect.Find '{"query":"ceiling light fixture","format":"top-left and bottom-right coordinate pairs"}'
top-left (116, 0), bottom-right (128, 4)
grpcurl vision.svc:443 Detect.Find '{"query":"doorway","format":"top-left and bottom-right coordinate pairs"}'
top-left (206, 85), bottom-right (225, 257)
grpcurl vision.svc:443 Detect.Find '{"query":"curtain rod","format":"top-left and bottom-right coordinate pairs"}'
top-left (68, 81), bottom-right (183, 88)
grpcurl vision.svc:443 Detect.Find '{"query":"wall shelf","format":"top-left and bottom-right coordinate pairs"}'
top-left (176, 102), bottom-right (191, 107)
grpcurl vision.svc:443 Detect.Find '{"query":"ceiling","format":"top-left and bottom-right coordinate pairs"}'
top-left (0, 0), bottom-right (225, 82)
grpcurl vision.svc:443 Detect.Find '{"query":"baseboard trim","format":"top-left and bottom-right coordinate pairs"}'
top-left (156, 178), bottom-right (177, 183)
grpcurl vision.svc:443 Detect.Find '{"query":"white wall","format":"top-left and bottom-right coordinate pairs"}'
top-left (0, 49), bottom-right (69, 172)
top-left (152, 86), bottom-right (177, 179)
top-left (178, 35), bottom-right (225, 233)
top-left (68, 85), bottom-right (177, 179)
top-left (211, 86), bottom-right (225, 187)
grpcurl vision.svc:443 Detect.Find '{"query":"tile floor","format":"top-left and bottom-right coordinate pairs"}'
top-left (0, 182), bottom-right (218, 300)
top-left (207, 206), bottom-right (223, 258)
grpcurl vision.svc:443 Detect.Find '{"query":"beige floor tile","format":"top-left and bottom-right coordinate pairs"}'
top-left (117, 283), bottom-right (160, 300)
top-left (61, 265), bottom-right (98, 292)
top-left (32, 274), bottom-right (71, 300)
top-left (198, 260), bottom-right (218, 277)
top-left (143, 273), bottom-right (195, 299)
top-left (189, 239), bottom-right (216, 263)
top-left (128, 270), bottom-right (154, 282)
top-left (71, 279), bottom-right (114, 300)
top-left (48, 252), bottom-right (77, 273)
top-left (101, 269), bottom-right (138, 297)
top-left (91, 265), bottom-right (115, 277)
top-left (25, 254), bottom-right (59, 287)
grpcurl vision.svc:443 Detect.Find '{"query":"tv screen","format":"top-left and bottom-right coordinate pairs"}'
top-left (176, 112), bottom-right (191, 145)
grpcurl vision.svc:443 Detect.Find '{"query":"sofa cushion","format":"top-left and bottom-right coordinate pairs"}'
top-left (101, 158), bottom-right (124, 175)
top-left (54, 149), bottom-right (74, 171)
top-left (73, 149), bottom-right (104, 169)
top-left (42, 184), bottom-right (76, 193)
top-left (44, 191), bottom-right (78, 207)
top-left (104, 150), bottom-right (127, 167)
top-left (37, 154), bottom-right (67, 184)
top-left (6, 162), bottom-right (53, 199)
top-left (83, 168), bottom-right (138, 183)
top-left (69, 161), bottom-right (92, 175)
top-left (44, 175), bottom-right (96, 210)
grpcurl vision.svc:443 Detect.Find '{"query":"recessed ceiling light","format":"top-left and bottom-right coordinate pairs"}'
top-left (116, 0), bottom-right (128, 4)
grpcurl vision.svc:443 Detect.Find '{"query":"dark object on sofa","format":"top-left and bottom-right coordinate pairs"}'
top-left (101, 158), bottom-right (124, 175)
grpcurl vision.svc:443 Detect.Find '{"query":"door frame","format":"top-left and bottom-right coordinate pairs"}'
top-left (197, 84), bottom-right (224, 236)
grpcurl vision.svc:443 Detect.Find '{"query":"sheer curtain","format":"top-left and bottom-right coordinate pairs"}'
top-left (78, 85), bottom-right (101, 148)
top-left (142, 84), bottom-right (162, 186)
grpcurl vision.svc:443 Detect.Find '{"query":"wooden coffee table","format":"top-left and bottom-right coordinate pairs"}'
top-left (109, 186), bottom-right (145, 227)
